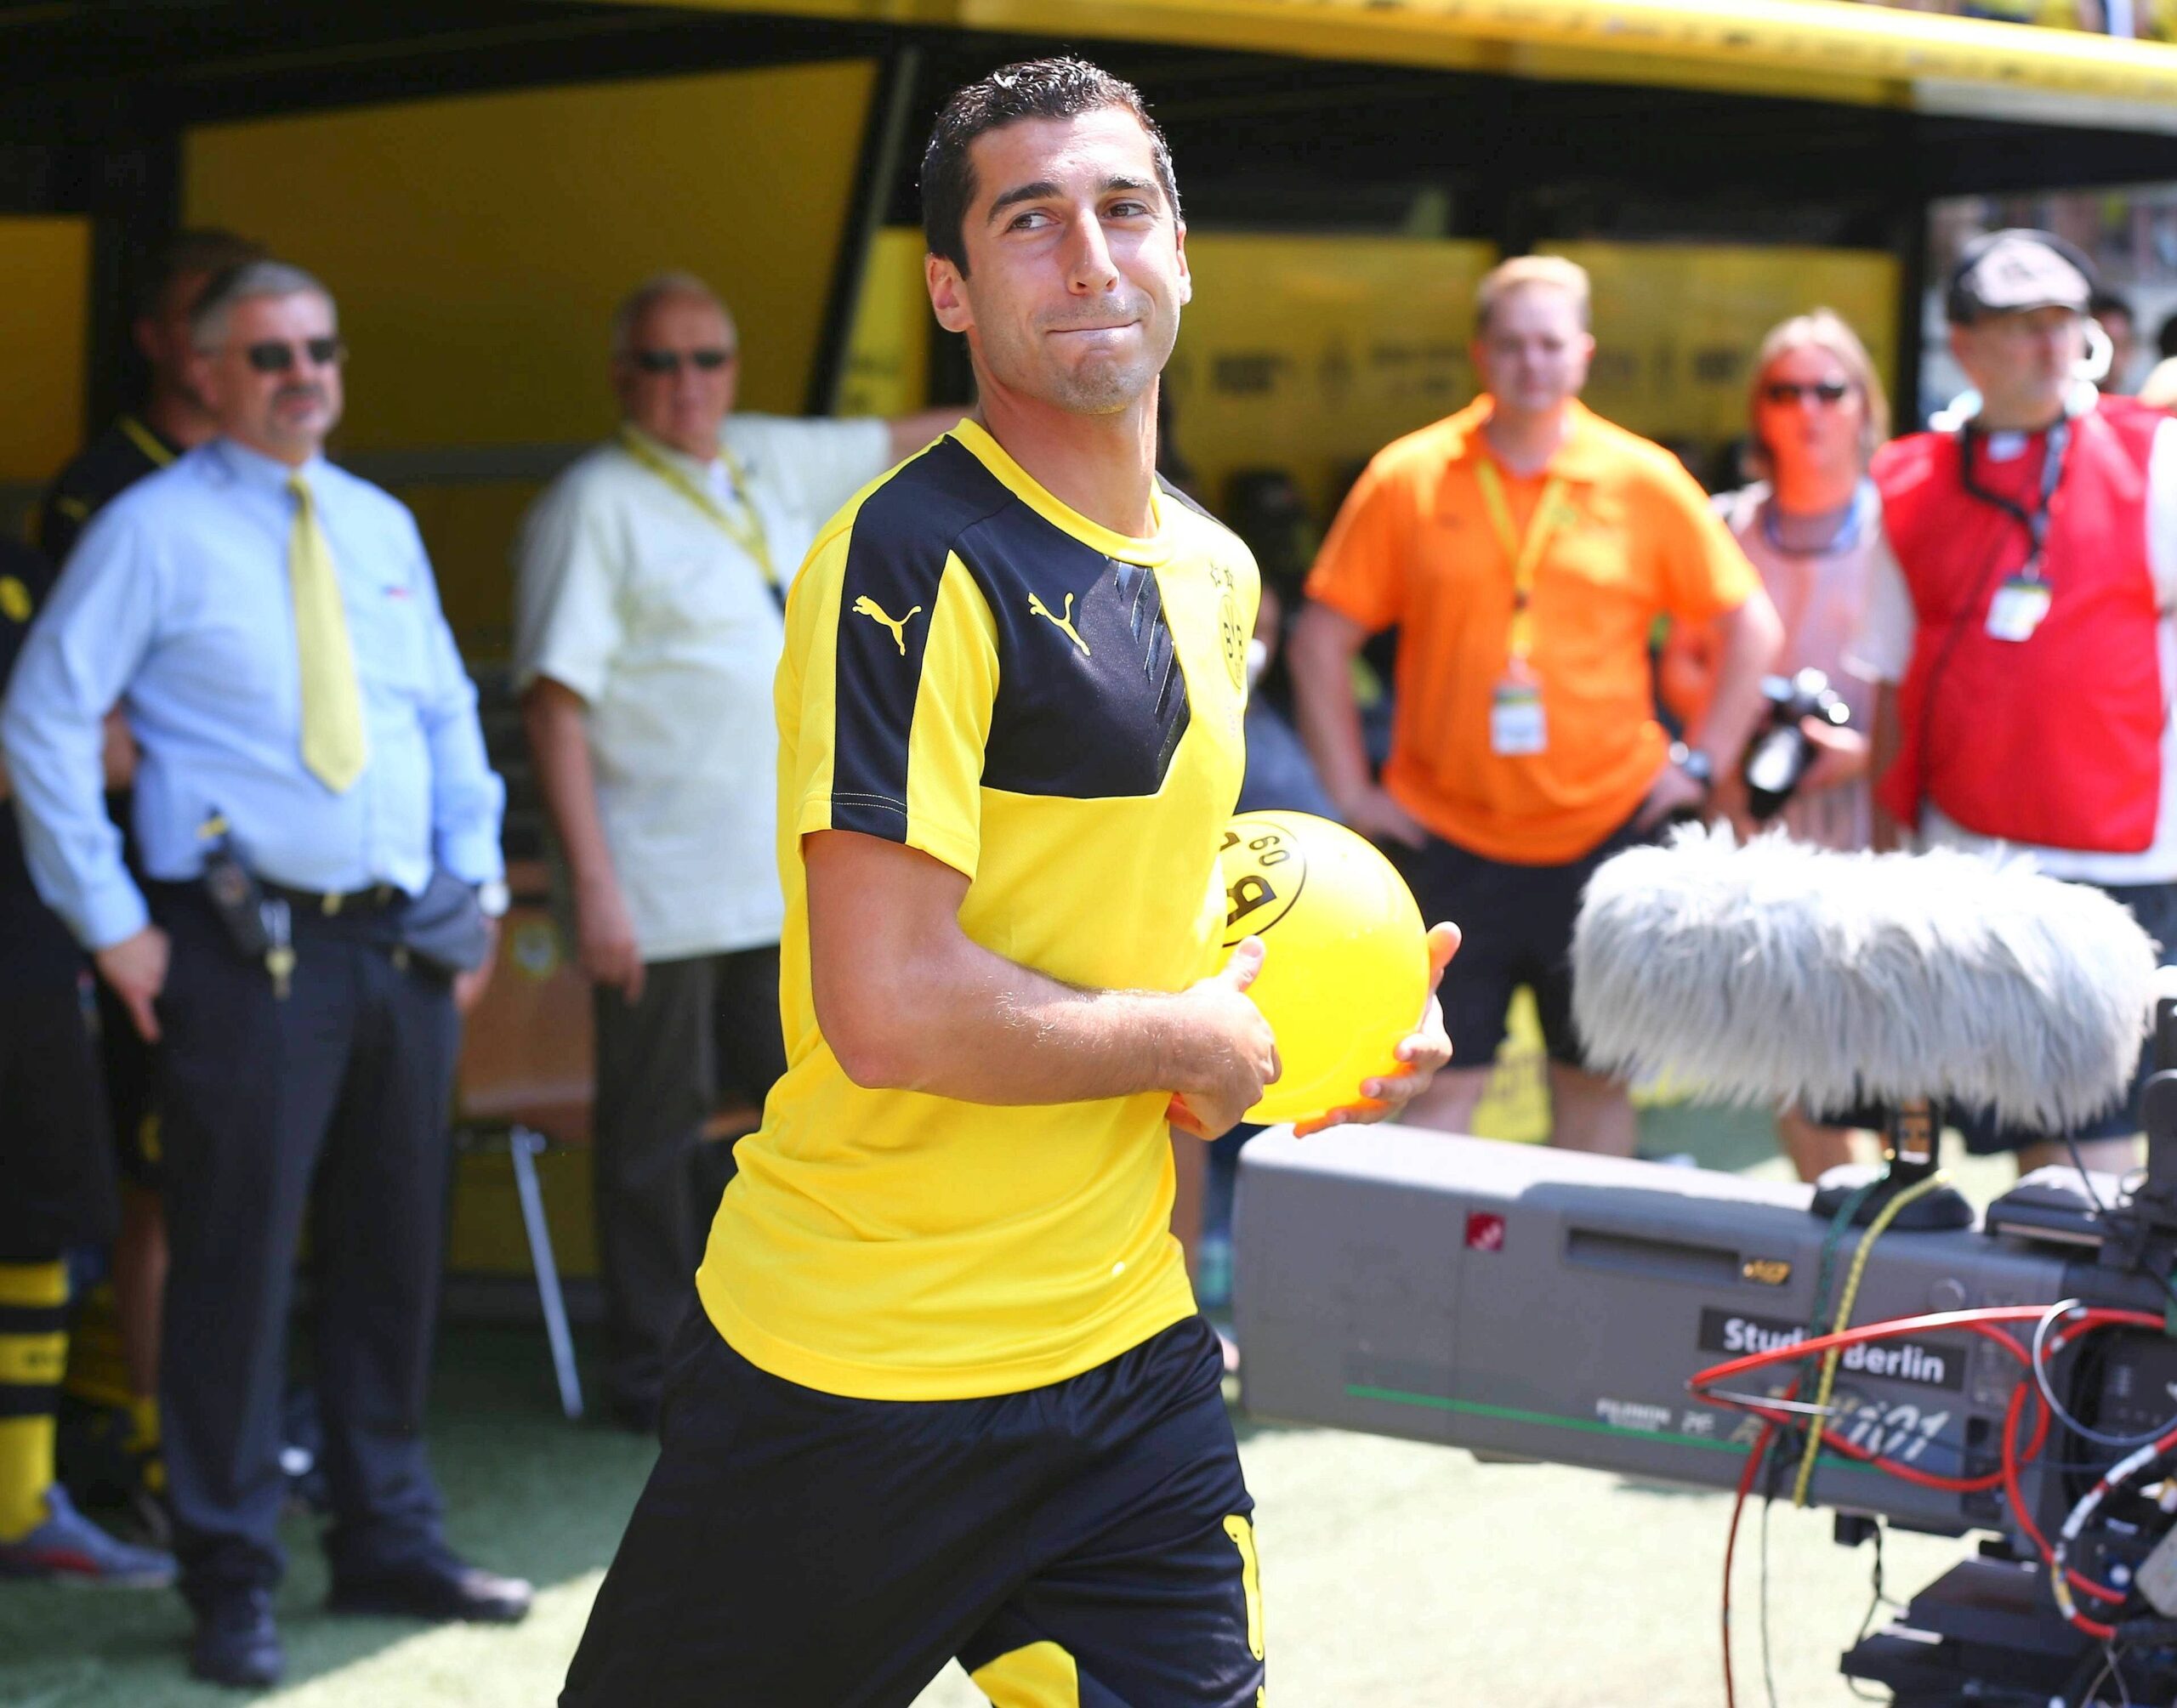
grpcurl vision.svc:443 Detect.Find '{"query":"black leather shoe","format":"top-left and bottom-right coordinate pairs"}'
top-left (190, 1588), bottom-right (284, 1689)
top-left (327, 1557), bottom-right (533, 1624)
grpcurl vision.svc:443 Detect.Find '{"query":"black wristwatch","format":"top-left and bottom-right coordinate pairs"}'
top-left (1668, 741), bottom-right (1715, 796)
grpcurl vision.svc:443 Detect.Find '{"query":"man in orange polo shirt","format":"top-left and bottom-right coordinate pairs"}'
top-left (1290, 255), bottom-right (1781, 1153)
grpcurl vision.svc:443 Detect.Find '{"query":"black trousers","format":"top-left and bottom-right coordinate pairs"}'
top-left (151, 885), bottom-right (458, 1603)
top-left (591, 946), bottom-right (785, 1414)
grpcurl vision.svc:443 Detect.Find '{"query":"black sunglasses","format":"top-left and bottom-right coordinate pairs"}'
top-left (1762, 379), bottom-right (1851, 406)
top-left (630, 347), bottom-right (736, 375)
top-left (245, 337), bottom-right (344, 373)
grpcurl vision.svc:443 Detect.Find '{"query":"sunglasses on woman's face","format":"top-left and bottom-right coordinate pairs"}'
top-left (244, 337), bottom-right (344, 374)
top-left (1761, 379), bottom-right (1851, 406)
top-left (630, 347), bottom-right (736, 375)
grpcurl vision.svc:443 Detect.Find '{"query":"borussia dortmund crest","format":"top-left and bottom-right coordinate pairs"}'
top-left (1211, 562), bottom-right (1246, 689)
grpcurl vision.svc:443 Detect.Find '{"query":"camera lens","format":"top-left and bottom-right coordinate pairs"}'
top-left (1745, 726), bottom-right (1811, 821)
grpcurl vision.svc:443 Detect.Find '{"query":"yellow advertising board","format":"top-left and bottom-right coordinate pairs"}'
top-left (838, 227), bottom-right (934, 421)
top-left (0, 217), bottom-right (88, 502)
top-left (185, 63), bottom-right (877, 643)
top-left (1165, 234), bottom-right (1498, 516)
top-left (184, 61), bottom-right (877, 449)
top-left (1540, 241), bottom-right (1900, 452)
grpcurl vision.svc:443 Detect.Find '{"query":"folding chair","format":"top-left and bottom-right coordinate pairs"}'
top-left (452, 877), bottom-right (594, 1421)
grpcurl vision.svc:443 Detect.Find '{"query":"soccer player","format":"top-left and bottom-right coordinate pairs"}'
top-left (561, 57), bottom-right (1456, 1707)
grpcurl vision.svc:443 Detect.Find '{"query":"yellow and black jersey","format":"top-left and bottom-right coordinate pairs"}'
top-left (696, 419), bottom-right (1259, 1401)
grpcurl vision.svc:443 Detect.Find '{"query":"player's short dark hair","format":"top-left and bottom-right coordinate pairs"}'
top-left (134, 228), bottom-right (267, 321)
top-left (920, 57), bottom-right (1179, 275)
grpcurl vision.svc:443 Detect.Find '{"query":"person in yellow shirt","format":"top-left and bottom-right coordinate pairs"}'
top-left (560, 57), bottom-right (1455, 1708)
top-left (1288, 256), bottom-right (1779, 1156)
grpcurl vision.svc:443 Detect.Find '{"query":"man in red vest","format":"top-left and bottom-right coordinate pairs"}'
top-left (1860, 228), bottom-right (2177, 1176)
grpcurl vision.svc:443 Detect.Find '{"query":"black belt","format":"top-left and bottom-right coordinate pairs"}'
top-left (260, 882), bottom-right (404, 917)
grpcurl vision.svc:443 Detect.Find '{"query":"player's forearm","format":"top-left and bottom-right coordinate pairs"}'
top-left (807, 828), bottom-right (1229, 1107)
top-left (1691, 590), bottom-right (1784, 775)
top-left (1287, 604), bottom-right (1373, 812)
top-left (520, 681), bottom-right (619, 898)
top-left (829, 931), bottom-right (1207, 1105)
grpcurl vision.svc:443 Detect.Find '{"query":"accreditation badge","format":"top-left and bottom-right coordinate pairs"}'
top-left (1489, 674), bottom-right (1548, 756)
top-left (1986, 575), bottom-right (2051, 644)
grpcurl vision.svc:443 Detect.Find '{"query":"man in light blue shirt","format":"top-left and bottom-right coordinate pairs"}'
top-left (3, 259), bottom-right (530, 1688)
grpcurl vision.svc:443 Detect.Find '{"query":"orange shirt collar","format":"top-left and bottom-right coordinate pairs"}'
top-left (1436, 394), bottom-right (1612, 491)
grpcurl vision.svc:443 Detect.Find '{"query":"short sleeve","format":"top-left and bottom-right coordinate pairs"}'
top-left (1652, 461), bottom-right (1760, 623)
top-left (728, 415), bottom-right (893, 533)
top-left (1848, 528), bottom-right (1917, 685)
top-left (788, 521), bottom-right (997, 883)
top-left (511, 473), bottom-right (627, 702)
top-left (1304, 458), bottom-right (1411, 633)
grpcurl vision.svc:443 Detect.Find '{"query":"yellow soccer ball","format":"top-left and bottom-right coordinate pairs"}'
top-left (1218, 810), bottom-right (1429, 1125)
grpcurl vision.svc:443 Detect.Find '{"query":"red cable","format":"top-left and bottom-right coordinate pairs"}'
top-left (1691, 1305), bottom-right (2159, 1395)
top-left (2001, 1380), bottom-right (2124, 1626)
top-left (1695, 1312), bottom-right (2054, 1491)
top-left (2005, 1314), bottom-right (2177, 1636)
top-left (1721, 1407), bottom-right (1784, 1708)
top-left (1690, 1302), bottom-right (2168, 1642)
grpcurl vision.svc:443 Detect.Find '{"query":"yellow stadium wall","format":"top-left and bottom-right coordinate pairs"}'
top-left (1542, 241), bottom-right (1901, 451)
top-left (184, 60), bottom-right (879, 652)
top-left (1167, 234), bottom-right (1498, 519)
top-left (0, 217), bottom-right (90, 534)
top-left (837, 225), bottom-right (932, 420)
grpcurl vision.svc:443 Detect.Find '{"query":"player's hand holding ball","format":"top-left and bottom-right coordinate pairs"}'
top-left (1212, 811), bottom-right (1458, 1138)
top-left (1165, 937), bottom-right (1282, 1140)
top-left (1296, 919), bottom-right (1458, 1138)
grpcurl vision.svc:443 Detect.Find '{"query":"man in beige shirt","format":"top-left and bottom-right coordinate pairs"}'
top-left (515, 271), bottom-right (958, 1430)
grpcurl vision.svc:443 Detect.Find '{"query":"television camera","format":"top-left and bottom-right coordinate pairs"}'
top-left (1234, 829), bottom-right (2177, 1705)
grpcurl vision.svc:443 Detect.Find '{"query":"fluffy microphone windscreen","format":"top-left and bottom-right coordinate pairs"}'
top-left (1572, 826), bottom-right (2157, 1131)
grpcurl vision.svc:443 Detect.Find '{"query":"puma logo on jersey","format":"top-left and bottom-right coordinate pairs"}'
top-left (852, 595), bottom-right (922, 655)
top-left (1027, 591), bottom-right (1090, 657)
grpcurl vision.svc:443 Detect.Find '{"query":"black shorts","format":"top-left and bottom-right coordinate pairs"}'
top-left (0, 968), bottom-right (120, 1257)
top-left (562, 1313), bottom-right (1265, 1708)
top-left (1386, 814), bottom-right (1651, 1068)
top-left (1948, 877), bottom-right (2177, 1156)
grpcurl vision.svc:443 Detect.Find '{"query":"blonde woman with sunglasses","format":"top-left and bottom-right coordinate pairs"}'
top-left (1669, 309), bottom-right (1897, 1178)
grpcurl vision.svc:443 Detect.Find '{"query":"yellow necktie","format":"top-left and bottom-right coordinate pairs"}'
top-left (286, 473), bottom-right (368, 794)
